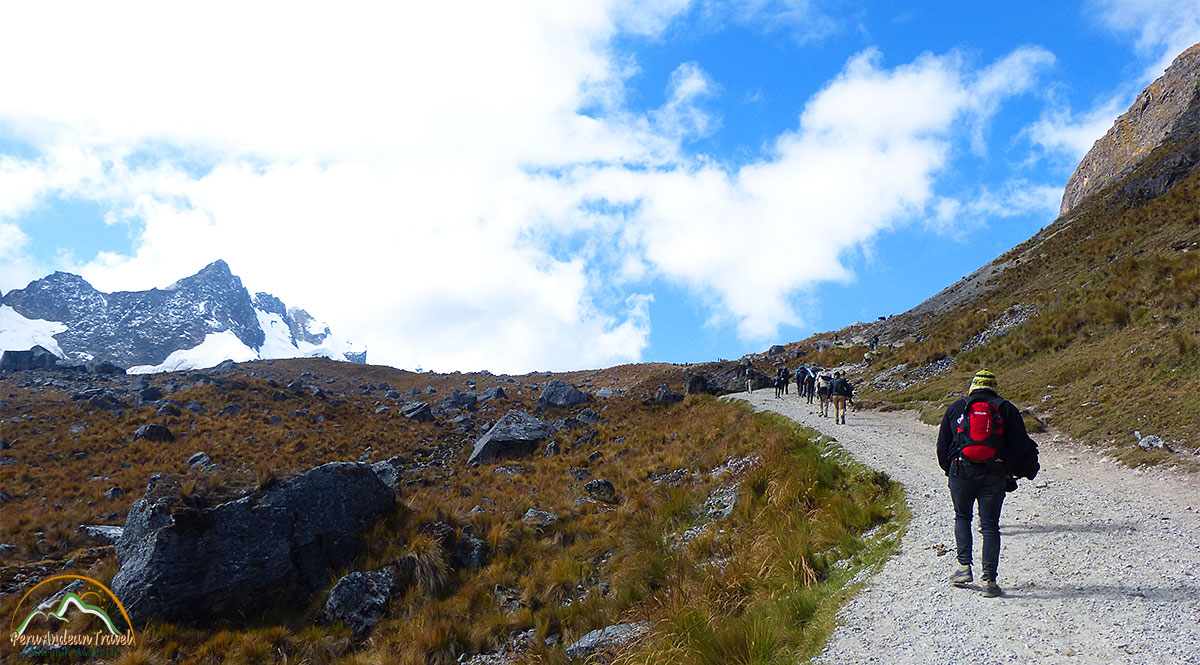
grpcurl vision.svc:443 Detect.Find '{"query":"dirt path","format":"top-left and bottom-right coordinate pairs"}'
top-left (734, 390), bottom-right (1200, 665)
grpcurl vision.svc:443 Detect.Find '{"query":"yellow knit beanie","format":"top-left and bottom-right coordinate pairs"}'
top-left (968, 369), bottom-right (998, 394)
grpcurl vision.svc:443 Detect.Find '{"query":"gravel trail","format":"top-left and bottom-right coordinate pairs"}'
top-left (735, 390), bottom-right (1200, 665)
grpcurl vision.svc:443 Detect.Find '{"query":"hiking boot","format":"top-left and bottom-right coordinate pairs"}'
top-left (949, 565), bottom-right (972, 587)
top-left (982, 580), bottom-right (1002, 598)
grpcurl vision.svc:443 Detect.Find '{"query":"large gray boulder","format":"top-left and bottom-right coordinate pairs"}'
top-left (651, 387), bottom-right (684, 407)
top-left (0, 346), bottom-right (58, 372)
top-left (111, 461), bottom-right (395, 623)
top-left (401, 401), bottom-right (435, 422)
top-left (468, 410), bottom-right (556, 465)
top-left (134, 424), bottom-right (174, 442)
top-left (687, 363), bottom-right (770, 395)
top-left (537, 379), bottom-right (589, 409)
top-left (437, 390), bottom-right (478, 411)
top-left (477, 386), bottom-right (508, 402)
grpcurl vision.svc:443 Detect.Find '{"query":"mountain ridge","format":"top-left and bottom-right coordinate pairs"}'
top-left (0, 260), bottom-right (365, 371)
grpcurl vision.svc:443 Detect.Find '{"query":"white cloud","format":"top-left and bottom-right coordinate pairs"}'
top-left (652, 63), bottom-right (719, 140)
top-left (1026, 97), bottom-right (1128, 162)
top-left (726, 0), bottom-right (843, 44)
top-left (0, 3), bottom-right (1054, 370)
top-left (1090, 0), bottom-right (1200, 80)
top-left (967, 47), bottom-right (1057, 154)
top-left (1033, 1), bottom-right (1200, 167)
top-left (929, 182), bottom-right (1064, 238)
top-left (561, 47), bottom-right (1051, 339)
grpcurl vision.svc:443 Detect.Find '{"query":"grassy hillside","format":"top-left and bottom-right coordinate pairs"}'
top-left (808, 139), bottom-right (1200, 464)
top-left (0, 359), bottom-right (901, 665)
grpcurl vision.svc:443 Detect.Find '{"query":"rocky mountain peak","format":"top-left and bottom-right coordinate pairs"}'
top-left (1060, 42), bottom-right (1200, 216)
top-left (2, 261), bottom-right (364, 371)
top-left (168, 259), bottom-right (236, 290)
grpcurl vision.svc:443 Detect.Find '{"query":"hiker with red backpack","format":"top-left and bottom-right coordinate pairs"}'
top-left (936, 369), bottom-right (1040, 598)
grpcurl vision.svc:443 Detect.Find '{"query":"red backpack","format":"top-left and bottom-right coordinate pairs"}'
top-left (953, 395), bottom-right (1005, 462)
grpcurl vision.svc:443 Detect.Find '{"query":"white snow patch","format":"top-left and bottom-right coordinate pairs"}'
top-left (253, 308), bottom-right (364, 362)
top-left (296, 334), bottom-right (362, 361)
top-left (0, 305), bottom-right (68, 357)
top-left (305, 316), bottom-right (329, 337)
top-left (128, 331), bottom-right (257, 374)
top-left (255, 309), bottom-right (298, 357)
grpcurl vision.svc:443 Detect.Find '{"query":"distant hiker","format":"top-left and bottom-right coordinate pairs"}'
top-left (870, 334), bottom-right (879, 351)
top-left (781, 366), bottom-right (791, 395)
top-left (744, 366), bottom-right (754, 393)
top-left (830, 371), bottom-right (854, 424)
top-left (773, 368), bottom-right (785, 398)
top-left (816, 372), bottom-right (832, 417)
top-left (937, 369), bottom-right (1040, 598)
top-left (804, 371), bottom-right (816, 404)
top-left (795, 366), bottom-right (808, 398)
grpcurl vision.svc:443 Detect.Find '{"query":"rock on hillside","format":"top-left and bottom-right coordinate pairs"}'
top-left (468, 410), bottom-right (556, 465)
top-left (111, 461), bottom-right (395, 622)
top-left (1060, 42), bottom-right (1200, 216)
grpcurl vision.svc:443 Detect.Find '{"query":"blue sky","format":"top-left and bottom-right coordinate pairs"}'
top-left (1, 1), bottom-right (1198, 373)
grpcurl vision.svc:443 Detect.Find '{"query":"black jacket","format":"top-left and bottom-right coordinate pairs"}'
top-left (830, 377), bottom-right (853, 397)
top-left (936, 390), bottom-right (1039, 479)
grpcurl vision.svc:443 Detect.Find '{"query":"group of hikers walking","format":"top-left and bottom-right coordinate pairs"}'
top-left (748, 363), bottom-right (1042, 599)
top-left (747, 363), bottom-right (855, 424)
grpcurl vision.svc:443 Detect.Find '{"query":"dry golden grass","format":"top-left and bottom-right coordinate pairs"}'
top-left (0, 360), bottom-right (899, 665)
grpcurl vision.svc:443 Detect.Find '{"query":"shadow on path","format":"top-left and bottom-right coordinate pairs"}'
top-left (999, 583), bottom-right (1200, 602)
top-left (1001, 521), bottom-right (1143, 535)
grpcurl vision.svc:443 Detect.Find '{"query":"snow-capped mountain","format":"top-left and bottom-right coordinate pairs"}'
top-left (0, 260), bottom-right (365, 373)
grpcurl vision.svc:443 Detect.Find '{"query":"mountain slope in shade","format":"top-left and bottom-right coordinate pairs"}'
top-left (0, 260), bottom-right (365, 371)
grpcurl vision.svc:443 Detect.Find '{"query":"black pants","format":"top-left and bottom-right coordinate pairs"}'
top-left (948, 464), bottom-right (1006, 581)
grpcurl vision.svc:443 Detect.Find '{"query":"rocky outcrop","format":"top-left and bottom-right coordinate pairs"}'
top-left (0, 346), bottom-right (59, 372)
top-left (401, 401), bottom-right (435, 422)
top-left (437, 390), bottom-right (478, 411)
top-left (537, 379), bottom-right (589, 409)
top-left (477, 386), bottom-right (508, 402)
top-left (1061, 43), bottom-right (1200, 216)
top-left (686, 363), bottom-right (770, 395)
top-left (111, 461), bottom-right (395, 623)
top-left (651, 386), bottom-right (684, 406)
top-left (468, 410), bottom-right (556, 465)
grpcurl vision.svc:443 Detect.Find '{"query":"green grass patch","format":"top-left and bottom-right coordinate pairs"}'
top-left (615, 408), bottom-right (907, 665)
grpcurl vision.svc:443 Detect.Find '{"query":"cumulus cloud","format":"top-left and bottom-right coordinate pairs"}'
top-left (1032, 1), bottom-right (1200, 166)
top-left (1090, 0), bottom-right (1200, 80)
top-left (1026, 96), bottom-right (1128, 162)
top-left (0, 3), bottom-right (1053, 370)
top-left (929, 182), bottom-right (1064, 238)
top-left (561, 47), bottom-right (1051, 339)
